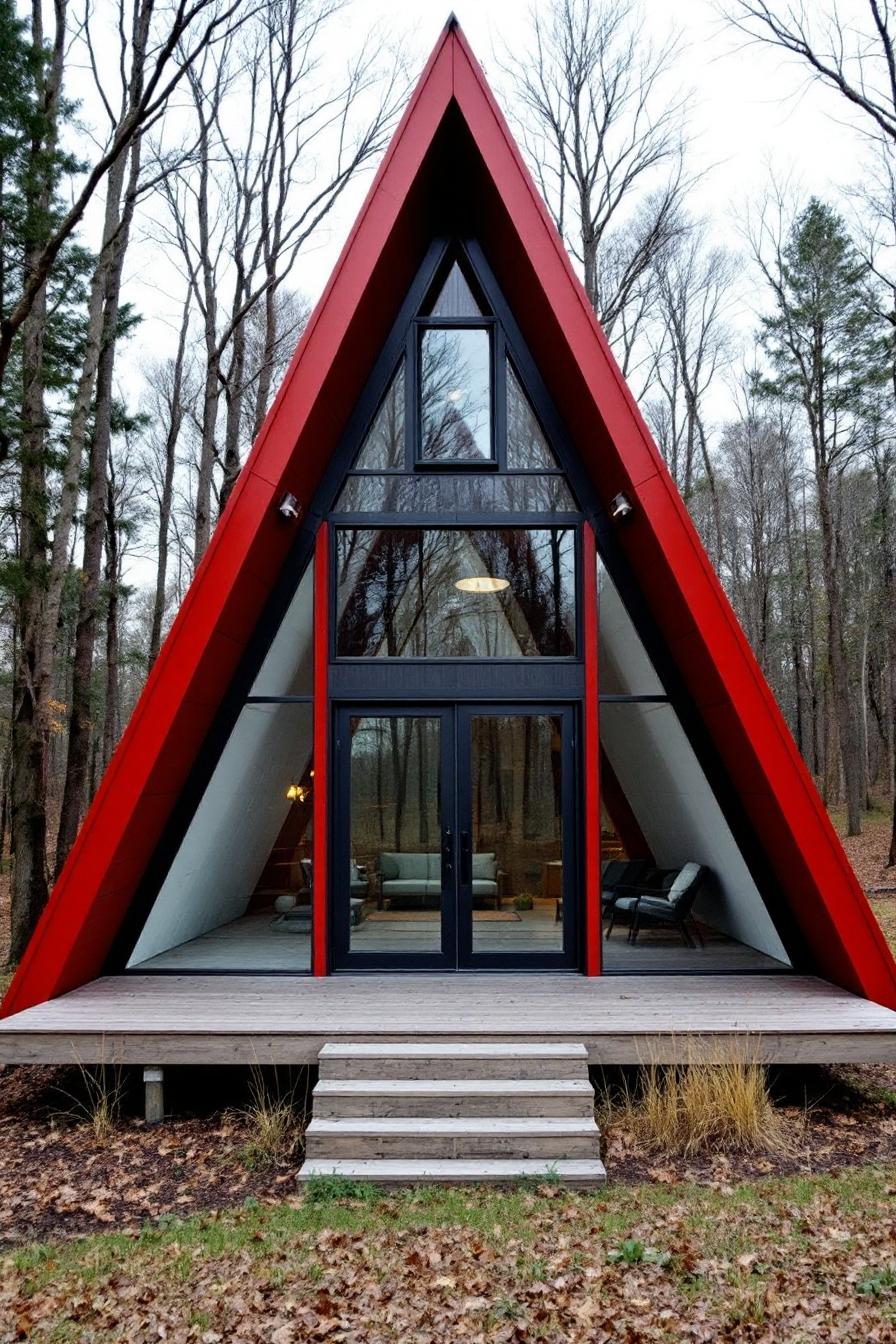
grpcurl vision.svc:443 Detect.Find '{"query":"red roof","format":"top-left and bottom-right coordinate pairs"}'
top-left (4, 19), bottom-right (895, 1015)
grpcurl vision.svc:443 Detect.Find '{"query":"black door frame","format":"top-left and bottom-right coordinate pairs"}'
top-left (331, 701), bottom-right (579, 971)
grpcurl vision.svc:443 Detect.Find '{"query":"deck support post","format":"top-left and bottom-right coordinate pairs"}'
top-left (143, 1065), bottom-right (165, 1124)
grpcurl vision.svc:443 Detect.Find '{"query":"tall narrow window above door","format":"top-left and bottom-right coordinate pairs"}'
top-left (419, 326), bottom-right (493, 463)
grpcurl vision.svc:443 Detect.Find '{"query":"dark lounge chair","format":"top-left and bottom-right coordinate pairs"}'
top-left (604, 862), bottom-right (710, 948)
top-left (600, 859), bottom-right (651, 913)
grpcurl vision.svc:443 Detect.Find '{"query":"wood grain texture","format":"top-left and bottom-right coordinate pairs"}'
top-left (0, 973), bottom-right (894, 1063)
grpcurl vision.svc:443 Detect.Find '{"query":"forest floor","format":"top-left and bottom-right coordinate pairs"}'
top-left (0, 804), bottom-right (895, 1339)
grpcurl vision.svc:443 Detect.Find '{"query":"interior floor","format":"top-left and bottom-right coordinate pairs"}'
top-left (132, 907), bottom-right (790, 973)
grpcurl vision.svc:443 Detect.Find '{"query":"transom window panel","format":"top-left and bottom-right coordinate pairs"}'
top-left (335, 527), bottom-right (576, 658)
top-left (353, 363), bottom-right (405, 470)
top-left (334, 472), bottom-right (576, 514)
top-left (420, 327), bottom-right (492, 462)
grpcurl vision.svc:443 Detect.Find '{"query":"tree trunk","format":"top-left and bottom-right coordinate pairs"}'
top-left (218, 316), bottom-right (246, 515)
top-left (148, 296), bottom-right (190, 669)
top-left (55, 141), bottom-right (140, 875)
top-left (193, 350), bottom-right (220, 562)
top-left (36, 146), bottom-right (130, 721)
top-left (251, 281), bottom-right (278, 441)
top-left (815, 461), bottom-right (863, 834)
top-left (10, 292), bottom-right (50, 960)
top-left (9, 0), bottom-right (66, 955)
top-left (102, 473), bottom-right (120, 773)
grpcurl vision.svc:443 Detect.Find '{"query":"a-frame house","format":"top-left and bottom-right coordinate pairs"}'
top-left (2, 20), bottom-right (896, 1078)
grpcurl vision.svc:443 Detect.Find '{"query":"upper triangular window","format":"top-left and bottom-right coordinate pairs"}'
top-left (428, 260), bottom-right (484, 317)
top-left (506, 362), bottom-right (561, 470)
top-left (352, 362), bottom-right (405, 469)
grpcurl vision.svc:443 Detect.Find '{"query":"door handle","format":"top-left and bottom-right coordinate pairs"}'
top-left (442, 828), bottom-right (454, 876)
top-left (460, 830), bottom-right (472, 885)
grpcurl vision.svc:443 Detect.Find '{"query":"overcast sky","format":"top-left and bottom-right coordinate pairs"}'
top-left (111, 0), bottom-right (873, 369)
top-left (67, 0), bottom-right (878, 584)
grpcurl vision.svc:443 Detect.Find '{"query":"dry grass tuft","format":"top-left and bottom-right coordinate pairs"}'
top-left (598, 1046), bottom-right (796, 1157)
top-left (64, 1064), bottom-right (126, 1144)
top-left (240, 1067), bottom-right (307, 1169)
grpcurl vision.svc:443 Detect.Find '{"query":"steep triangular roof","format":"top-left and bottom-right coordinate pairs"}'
top-left (4, 19), bottom-right (896, 1014)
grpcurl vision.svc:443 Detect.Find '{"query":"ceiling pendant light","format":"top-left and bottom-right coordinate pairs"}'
top-left (455, 575), bottom-right (510, 593)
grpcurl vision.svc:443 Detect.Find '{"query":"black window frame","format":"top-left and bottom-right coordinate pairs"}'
top-left (412, 315), bottom-right (502, 470)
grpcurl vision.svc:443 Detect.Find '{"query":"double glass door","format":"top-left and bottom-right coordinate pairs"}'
top-left (334, 704), bottom-right (576, 968)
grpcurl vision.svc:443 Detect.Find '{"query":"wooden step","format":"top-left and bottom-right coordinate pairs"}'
top-left (313, 1078), bottom-right (595, 1118)
top-left (318, 1042), bottom-right (588, 1080)
top-left (304, 1116), bottom-right (601, 1160)
top-left (298, 1158), bottom-right (607, 1188)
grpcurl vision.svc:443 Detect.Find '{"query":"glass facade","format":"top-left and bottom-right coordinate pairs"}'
top-left (126, 245), bottom-right (789, 981)
top-left (334, 472), bottom-right (575, 515)
top-left (335, 526), bottom-right (576, 658)
top-left (129, 703), bottom-right (314, 972)
top-left (347, 714), bottom-right (444, 954)
top-left (354, 364), bottom-right (405, 470)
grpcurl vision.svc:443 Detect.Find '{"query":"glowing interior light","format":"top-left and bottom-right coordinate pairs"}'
top-left (455, 575), bottom-right (510, 593)
top-left (446, 388), bottom-right (464, 402)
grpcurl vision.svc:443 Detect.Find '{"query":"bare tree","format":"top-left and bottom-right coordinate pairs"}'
top-left (726, 2), bottom-right (896, 144)
top-left (9, 0), bottom-right (256, 941)
top-left (143, 295), bottom-right (194, 671)
top-left (156, 0), bottom-right (405, 563)
top-left (646, 226), bottom-right (736, 564)
top-left (504, 0), bottom-right (690, 364)
top-left (101, 427), bottom-right (144, 774)
top-left (0, 0), bottom-right (249, 403)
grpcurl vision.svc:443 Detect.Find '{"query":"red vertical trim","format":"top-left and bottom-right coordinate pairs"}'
top-left (583, 521), bottom-right (601, 975)
top-left (312, 522), bottom-right (329, 976)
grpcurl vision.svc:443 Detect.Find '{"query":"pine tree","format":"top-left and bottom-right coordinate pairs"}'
top-left (758, 198), bottom-right (887, 835)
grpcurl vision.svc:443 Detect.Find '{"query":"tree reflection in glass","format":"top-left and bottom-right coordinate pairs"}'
top-left (506, 363), bottom-right (560, 470)
top-left (335, 527), bottom-right (575, 657)
top-left (420, 328), bottom-right (492, 462)
top-left (353, 363), bottom-right (405, 470)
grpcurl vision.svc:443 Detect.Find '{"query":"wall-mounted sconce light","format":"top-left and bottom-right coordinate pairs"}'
top-left (610, 492), bottom-right (634, 521)
top-left (278, 492), bottom-right (301, 521)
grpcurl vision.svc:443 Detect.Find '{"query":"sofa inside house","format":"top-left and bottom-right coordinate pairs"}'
top-left (377, 851), bottom-right (503, 909)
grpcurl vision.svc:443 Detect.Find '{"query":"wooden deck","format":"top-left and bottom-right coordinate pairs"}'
top-left (1, 973), bottom-right (895, 1063)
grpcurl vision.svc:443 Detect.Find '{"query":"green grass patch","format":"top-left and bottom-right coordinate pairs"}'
top-left (6, 1166), bottom-right (896, 1342)
top-left (9, 1163), bottom-right (895, 1295)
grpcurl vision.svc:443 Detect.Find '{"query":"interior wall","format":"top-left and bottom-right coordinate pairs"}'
top-left (599, 567), bottom-right (789, 964)
top-left (250, 563), bottom-right (314, 696)
top-left (129, 703), bottom-right (313, 965)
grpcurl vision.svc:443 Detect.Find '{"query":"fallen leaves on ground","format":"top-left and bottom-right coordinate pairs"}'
top-left (3, 1167), bottom-right (896, 1341)
top-left (0, 1061), bottom-right (895, 1247)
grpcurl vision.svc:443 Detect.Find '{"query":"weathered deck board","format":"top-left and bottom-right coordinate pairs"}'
top-left (1, 974), bottom-right (895, 1063)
